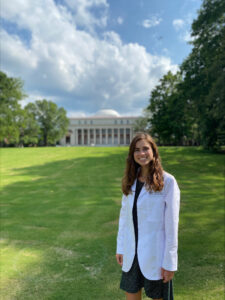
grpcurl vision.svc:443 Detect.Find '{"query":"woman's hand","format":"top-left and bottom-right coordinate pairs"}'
top-left (116, 254), bottom-right (123, 266)
top-left (161, 268), bottom-right (174, 283)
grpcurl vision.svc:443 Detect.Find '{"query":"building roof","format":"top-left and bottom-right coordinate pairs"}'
top-left (70, 109), bottom-right (140, 120)
top-left (94, 109), bottom-right (120, 117)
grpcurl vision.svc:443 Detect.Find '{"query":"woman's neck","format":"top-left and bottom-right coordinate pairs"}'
top-left (139, 166), bottom-right (148, 178)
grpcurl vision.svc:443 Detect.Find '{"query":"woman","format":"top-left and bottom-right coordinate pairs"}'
top-left (116, 133), bottom-right (180, 300)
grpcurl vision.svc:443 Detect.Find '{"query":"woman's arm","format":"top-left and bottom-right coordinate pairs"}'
top-left (116, 194), bottom-right (127, 255)
top-left (116, 254), bottom-right (123, 266)
top-left (162, 176), bottom-right (180, 272)
top-left (161, 268), bottom-right (175, 283)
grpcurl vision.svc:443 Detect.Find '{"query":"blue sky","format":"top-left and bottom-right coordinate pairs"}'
top-left (0, 0), bottom-right (202, 117)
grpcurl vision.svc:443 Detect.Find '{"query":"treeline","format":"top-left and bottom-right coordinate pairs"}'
top-left (137, 0), bottom-right (225, 151)
top-left (0, 71), bottom-right (69, 147)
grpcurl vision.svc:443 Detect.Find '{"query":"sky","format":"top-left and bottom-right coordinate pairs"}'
top-left (0, 0), bottom-right (203, 117)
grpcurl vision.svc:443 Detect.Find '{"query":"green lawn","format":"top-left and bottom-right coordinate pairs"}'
top-left (0, 146), bottom-right (224, 300)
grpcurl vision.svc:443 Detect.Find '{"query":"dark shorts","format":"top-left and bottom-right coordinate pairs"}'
top-left (120, 255), bottom-right (174, 300)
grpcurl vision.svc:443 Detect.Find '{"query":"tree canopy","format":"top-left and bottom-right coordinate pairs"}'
top-left (0, 71), bottom-right (26, 144)
top-left (146, 0), bottom-right (225, 150)
top-left (0, 71), bottom-right (69, 146)
top-left (181, 0), bottom-right (225, 149)
top-left (25, 100), bottom-right (69, 146)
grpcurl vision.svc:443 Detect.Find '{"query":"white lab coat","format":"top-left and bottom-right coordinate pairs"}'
top-left (116, 171), bottom-right (180, 280)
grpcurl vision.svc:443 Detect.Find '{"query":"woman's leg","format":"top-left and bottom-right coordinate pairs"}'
top-left (126, 289), bottom-right (142, 300)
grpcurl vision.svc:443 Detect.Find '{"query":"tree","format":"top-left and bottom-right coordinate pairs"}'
top-left (133, 109), bottom-right (151, 134)
top-left (147, 71), bottom-right (190, 145)
top-left (181, 0), bottom-right (225, 150)
top-left (0, 71), bottom-right (26, 145)
top-left (145, 0), bottom-right (225, 150)
top-left (25, 99), bottom-right (69, 146)
top-left (18, 108), bottom-right (40, 146)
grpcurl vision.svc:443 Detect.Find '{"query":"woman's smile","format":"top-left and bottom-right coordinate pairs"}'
top-left (133, 139), bottom-right (153, 166)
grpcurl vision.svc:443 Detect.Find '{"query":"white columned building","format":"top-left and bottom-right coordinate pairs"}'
top-left (60, 109), bottom-right (140, 146)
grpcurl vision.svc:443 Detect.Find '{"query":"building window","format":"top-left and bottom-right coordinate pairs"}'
top-left (102, 129), bottom-right (106, 144)
top-left (120, 120), bottom-right (123, 124)
top-left (120, 128), bottom-right (124, 144)
top-left (96, 129), bottom-right (100, 144)
top-left (108, 128), bottom-right (112, 144)
top-left (114, 128), bottom-right (118, 144)
top-left (66, 135), bottom-right (71, 144)
top-left (126, 128), bottom-right (130, 144)
top-left (90, 129), bottom-right (94, 144)
top-left (78, 129), bottom-right (82, 145)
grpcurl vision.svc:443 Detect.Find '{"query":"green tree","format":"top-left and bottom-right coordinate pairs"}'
top-left (18, 108), bottom-right (40, 146)
top-left (147, 71), bottom-right (190, 145)
top-left (0, 71), bottom-right (26, 145)
top-left (181, 0), bottom-right (225, 149)
top-left (25, 99), bottom-right (69, 146)
top-left (133, 109), bottom-right (151, 134)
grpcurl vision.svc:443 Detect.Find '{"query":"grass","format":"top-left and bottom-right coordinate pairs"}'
top-left (0, 146), bottom-right (224, 300)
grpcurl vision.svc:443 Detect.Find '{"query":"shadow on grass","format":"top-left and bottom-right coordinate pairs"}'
top-left (0, 147), bottom-right (224, 299)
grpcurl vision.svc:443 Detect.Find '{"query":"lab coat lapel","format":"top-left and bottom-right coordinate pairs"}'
top-left (138, 182), bottom-right (148, 199)
top-left (132, 178), bottom-right (148, 199)
top-left (129, 180), bottom-right (137, 208)
top-left (135, 167), bottom-right (148, 199)
top-left (131, 179), bottom-right (136, 193)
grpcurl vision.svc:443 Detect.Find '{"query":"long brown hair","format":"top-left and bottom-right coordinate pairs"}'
top-left (122, 132), bottom-right (164, 195)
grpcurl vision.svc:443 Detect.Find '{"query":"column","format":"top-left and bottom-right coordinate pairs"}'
top-left (94, 128), bottom-right (96, 145)
top-left (71, 130), bottom-right (75, 145)
top-left (112, 128), bottom-right (114, 145)
top-left (88, 128), bottom-right (90, 145)
top-left (130, 128), bottom-right (133, 143)
top-left (81, 128), bottom-right (84, 145)
top-left (75, 129), bottom-right (78, 145)
top-left (100, 128), bottom-right (102, 145)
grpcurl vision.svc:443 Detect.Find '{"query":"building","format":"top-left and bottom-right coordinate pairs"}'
top-left (60, 109), bottom-right (139, 146)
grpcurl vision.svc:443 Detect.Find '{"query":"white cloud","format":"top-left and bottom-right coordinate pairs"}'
top-left (142, 16), bottom-right (162, 28)
top-left (67, 110), bottom-right (90, 118)
top-left (64, 0), bottom-right (109, 30)
top-left (20, 92), bottom-right (59, 108)
top-left (103, 31), bottom-right (122, 46)
top-left (173, 16), bottom-right (195, 43)
top-left (0, 30), bottom-right (37, 71)
top-left (0, 0), bottom-right (177, 116)
top-left (162, 48), bottom-right (169, 55)
top-left (182, 30), bottom-right (195, 42)
top-left (172, 19), bottom-right (185, 31)
top-left (117, 17), bottom-right (124, 25)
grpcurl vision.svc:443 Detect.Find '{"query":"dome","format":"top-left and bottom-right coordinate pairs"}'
top-left (94, 109), bottom-right (120, 117)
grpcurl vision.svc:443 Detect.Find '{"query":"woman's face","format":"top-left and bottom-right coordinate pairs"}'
top-left (133, 139), bottom-right (153, 167)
